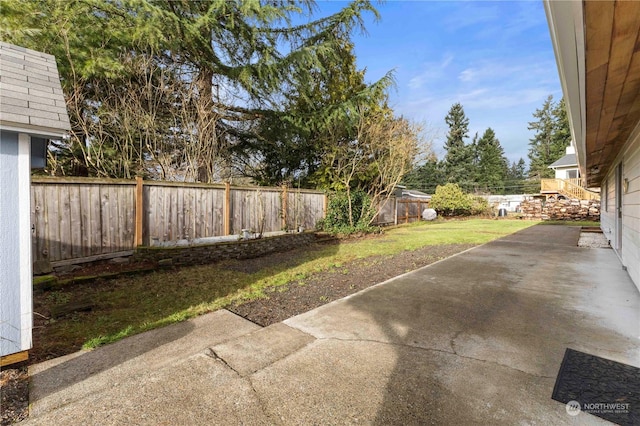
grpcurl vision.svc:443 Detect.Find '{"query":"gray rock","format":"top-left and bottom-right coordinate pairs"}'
top-left (422, 208), bottom-right (437, 221)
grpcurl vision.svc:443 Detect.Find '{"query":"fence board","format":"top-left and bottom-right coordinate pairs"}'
top-left (78, 184), bottom-right (91, 257)
top-left (31, 185), bottom-right (44, 261)
top-left (143, 184), bottom-right (230, 243)
top-left (31, 178), bottom-right (324, 262)
top-left (89, 185), bottom-right (102, 256)
top-left (69, 185), bottom-right (82, 258)
top-left (31, 179), bottom-right (136, 263)
top-left (48, 185), bottom-right (60, 261)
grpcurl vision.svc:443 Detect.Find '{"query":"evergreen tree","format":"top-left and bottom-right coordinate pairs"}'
top-left (1, 0), bottom-right (386, 183)
top-left (474, 128), bottom-right (508, 194)
top-left (401, 154), bottom-right (445, 193)
top-left (239, 37), bottom-right (392, 187)
top-left (527, 95), bottom-right (571, 179)
top-left (443, 103), bottom-right (474, 189)
top-left (506, 158), bottom-right (528, 194)
top-left (510, 158), bottom-right (527, 180)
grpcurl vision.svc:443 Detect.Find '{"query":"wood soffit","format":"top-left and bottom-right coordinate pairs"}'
top-left (584, 0), bottom-right (640, 186)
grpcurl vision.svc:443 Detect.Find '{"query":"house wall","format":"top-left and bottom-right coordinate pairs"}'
top-left (0, 131), bottom-right (33, 357)
top-left (480, 194), bottom-right (529, 212)
top-left (601, 125), bottom-right (640, 291)
top-left (554, 167), bottom-right (579, 180)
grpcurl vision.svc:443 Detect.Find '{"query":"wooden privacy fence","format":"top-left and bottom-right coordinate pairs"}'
top-left (370, 197), bottom-right (431, 226)
top-left (31, 177), bottom-right (326, 264)
top-left (396, 199), bottom-right (430, 224)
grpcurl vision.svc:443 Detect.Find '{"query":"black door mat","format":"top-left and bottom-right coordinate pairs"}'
top-left (552, 348), bottom-right (639, 425)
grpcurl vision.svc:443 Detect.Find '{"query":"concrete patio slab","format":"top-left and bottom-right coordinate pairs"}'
top-left (210, 322), bottom-right (315, 376)
top-left (26, 225), bottom-right (639, 425)
top-left (29, 309), bottom-right (261, 417)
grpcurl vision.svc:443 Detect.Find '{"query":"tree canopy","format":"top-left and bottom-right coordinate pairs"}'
top-left (442, 102), bottom-right (473, 187)
top-left (1, 0), bottom-right (401, 185)
top-left (527, 95), bottom-right (571, 179)
top-left (473, 128), bottom-right (508, 193)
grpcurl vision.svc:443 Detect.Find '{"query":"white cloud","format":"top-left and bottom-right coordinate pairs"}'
top-left (407, 53), bottom-right (455, 89)
top-left (458, 68), bottom-right (476, 82)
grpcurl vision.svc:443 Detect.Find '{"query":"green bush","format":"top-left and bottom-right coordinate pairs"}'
top-left (322, 190), bottom-right (376, 235)
top-left (470, 196), bottom-right (491, 216)
top-left (430, 183), bottom-right (490, 216)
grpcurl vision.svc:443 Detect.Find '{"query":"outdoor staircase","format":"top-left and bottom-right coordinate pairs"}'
top-left (540, 178), bottom-right (600, 201)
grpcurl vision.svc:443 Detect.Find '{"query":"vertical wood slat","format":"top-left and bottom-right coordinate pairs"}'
top-left (48, 184), bottom-right (60, 261)
top-left (135, 176), bottom-right (143, 246)
top-left (89, 185), bottom-right (101, 256)
top-left (282, 186), bottom-right (288, 230)
top-left (224, 182), bottom-right (231, 236)
top-left (78, 183), bottom-right (90, 257)
top-left (69, 185), bottom-right (81, 258)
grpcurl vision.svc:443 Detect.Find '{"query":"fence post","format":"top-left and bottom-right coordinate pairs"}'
top-left (405, 201), bottom-right (409, 223)
top-left (135, 176), bottom-right (143, 246)
top-left (323, 193), bottom-right (328, 218)
top-left (224, 182), bottom-right (231, 236)
top-left (281, 185), bottom-right (288, 230)
top-left (394, 196), bottom-right (398, 225)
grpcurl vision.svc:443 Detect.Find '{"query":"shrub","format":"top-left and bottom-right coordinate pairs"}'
top-left (321, 190), bottom-right (376, 235)
top-left (470, 196), bottom-right (491, 216)
top-left (430, 183), bottom-right (489, 216)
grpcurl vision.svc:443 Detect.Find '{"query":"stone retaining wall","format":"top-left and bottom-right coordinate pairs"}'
top-left (519, 198), bottom-right (600, 221)
top-left (133, 232), bottom-right (317, 267)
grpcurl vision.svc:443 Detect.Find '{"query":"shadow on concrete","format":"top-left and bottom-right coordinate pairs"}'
top-left (338, 225), bottom-right (640, 424)
top-left (30, 241), bottom-right (339, 404)
top-left (29, 319), bottom-right (196, 401)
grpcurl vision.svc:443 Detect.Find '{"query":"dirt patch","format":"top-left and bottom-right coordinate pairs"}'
top-left (2, 241), bottom-right (475, 425)
top-left (0, 367), bottom-right (29, 425)
top-left (228, 243), bottom-right (474, 326)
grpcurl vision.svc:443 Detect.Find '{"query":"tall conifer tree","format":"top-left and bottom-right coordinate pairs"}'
top-left (443, 103), bottom-right (473, 189)
top-left (527, 95), bottom-right (571, 179)
top-left (475, 128), bottom-right (508, 193)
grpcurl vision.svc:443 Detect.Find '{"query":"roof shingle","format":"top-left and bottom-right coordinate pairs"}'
top-left (0, 41), bottom-right (70, 136)
top-left (548, 153), bottom-right (578, 169)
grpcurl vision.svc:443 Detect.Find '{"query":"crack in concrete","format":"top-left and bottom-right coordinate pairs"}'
top-left (203, 347), bottom-right (240, 375)
top-left (318, 336), bottom-right (555, 379)
top-left (204, 348), bottom-right (280, 424)
top-left (247, 376), bottom-right (281, 426)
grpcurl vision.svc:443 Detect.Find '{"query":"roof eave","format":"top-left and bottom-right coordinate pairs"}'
top-left (543, 0), bottom-right (588, 181)
top-left (0, 122), bottom-right (68, 139)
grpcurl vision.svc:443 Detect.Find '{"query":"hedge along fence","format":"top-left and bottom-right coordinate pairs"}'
top-left (31, 177), bottom-right (326, 264)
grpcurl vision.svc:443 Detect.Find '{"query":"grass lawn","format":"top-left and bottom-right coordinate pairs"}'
top-left (34, 218), bottom-right (538, 359)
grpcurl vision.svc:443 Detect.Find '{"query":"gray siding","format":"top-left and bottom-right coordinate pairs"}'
top-left (601, 127), bottom-right (640, 291)
top-left (0, 131), bottom-right (31, 356)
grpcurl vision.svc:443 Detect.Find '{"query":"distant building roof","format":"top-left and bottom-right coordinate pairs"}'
top-left (0, 41), bottom-right (70, 137)
top-left (548, 153), bottom-right (578, 169)
top-left (402, 189), bottom-right (431, 199)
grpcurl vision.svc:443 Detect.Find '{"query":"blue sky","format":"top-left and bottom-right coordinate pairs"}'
top-left (315, 1), bottom-right (563, 165)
